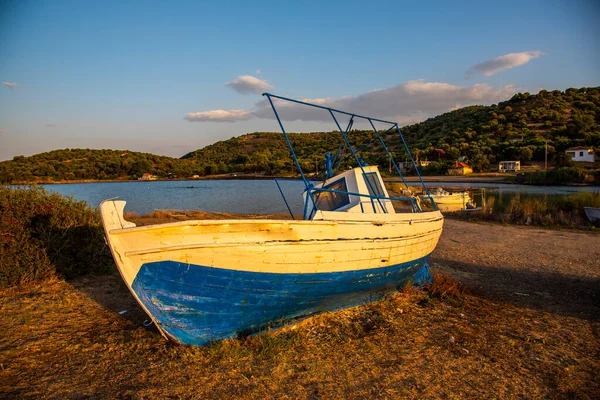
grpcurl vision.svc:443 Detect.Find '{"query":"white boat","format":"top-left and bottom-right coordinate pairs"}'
top-left (421, 187), bottom-right (472, 205)
top-left (584, 207), bottom-right (600, 223)
top-left (100, 94), bottom-right (444, 346)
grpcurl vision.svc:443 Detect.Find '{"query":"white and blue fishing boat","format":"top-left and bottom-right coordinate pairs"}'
top-left (100, 94), bottom-right (444, 346)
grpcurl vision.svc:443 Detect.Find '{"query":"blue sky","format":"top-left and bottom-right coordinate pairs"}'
top-left (1, 0), bottom-right (599, 161)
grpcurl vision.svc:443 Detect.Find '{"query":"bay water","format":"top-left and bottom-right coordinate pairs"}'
top-left (39, 179), bottom-right (598, 215)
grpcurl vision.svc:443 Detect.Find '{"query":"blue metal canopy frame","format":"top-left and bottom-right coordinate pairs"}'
top-left (263, 93), bottom-right (438, 219)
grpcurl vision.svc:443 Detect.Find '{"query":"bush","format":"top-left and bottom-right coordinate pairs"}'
top-left (0, 186), bottom-right (114, 287)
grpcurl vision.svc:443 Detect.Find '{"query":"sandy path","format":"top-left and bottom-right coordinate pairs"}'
top-left (433, 219), bottom-right (600, 319)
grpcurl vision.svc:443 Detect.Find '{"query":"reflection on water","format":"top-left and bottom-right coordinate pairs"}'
top-left (39, 179), bottom-right (598, 215)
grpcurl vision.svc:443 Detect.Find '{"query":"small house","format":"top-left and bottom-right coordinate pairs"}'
top-left (448, 161), bottom-right (473, 175)
top-left (498, 161), bottom-right (520, 172)
top-left (138, 173), bottom-right (158, 181)
top-left (566, 147), bottom-right (595, 162)
top-left (397, 161), bottom-right (430, 171)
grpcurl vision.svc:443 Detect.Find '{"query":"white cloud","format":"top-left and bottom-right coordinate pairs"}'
top-left (226, 75), bottom-right (273, 94)
top-left (184, 109), bottom-right (253, 122)
top-left (252, 80), bottom-right (517, 123)
top-left (466, 51), bottom-right (545, 78)
top-left (256, 69), bottom-right (261, 75)
top-left (186, 79), bottom-right (518, 126)
top-left (2, 81), bottom-right (17, 89)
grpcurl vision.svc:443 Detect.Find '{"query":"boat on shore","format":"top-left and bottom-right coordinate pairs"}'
top-left (584, 207), bottom-right (600, 223)
top-left (100, 94), bottom-right (444, 346)
top-left (421, 187), bottom-right (472, 205)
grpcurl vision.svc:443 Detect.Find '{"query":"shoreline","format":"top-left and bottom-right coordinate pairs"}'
top-left (14, 173), bottom-right (598, 187)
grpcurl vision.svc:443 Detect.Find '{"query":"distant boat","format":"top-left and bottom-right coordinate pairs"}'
top-left (421, 187), bottom-right (472, 205)
top-left (584, 207), bottom-right (600, 223)
top-left (100, 94), bottom-right (444, 346)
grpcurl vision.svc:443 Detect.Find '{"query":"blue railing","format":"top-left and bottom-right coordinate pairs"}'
top-left (263, 93), bottom-right (438, 219)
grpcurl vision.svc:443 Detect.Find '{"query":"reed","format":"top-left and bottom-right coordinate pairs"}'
top-left (517, 167), bottom-right (600, 185)
top-left (453, 191), bottom-right (600, 228)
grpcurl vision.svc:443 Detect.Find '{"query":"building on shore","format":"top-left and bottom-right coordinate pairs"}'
top-left (448, 161), bottom-right (473, 175)
top-left (498, 161), bottom-right (521, 172)
top-left (138, 173), bottom-right (158, 181)
top-left (566, 147), bottom-right (595, 162)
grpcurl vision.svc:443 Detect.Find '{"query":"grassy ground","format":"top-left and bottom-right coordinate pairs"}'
top-left (1, 220), bottom-right (599, 399)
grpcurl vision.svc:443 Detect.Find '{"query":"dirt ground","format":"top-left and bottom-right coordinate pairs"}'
top-left (1, 220), bottom-right (599, 399)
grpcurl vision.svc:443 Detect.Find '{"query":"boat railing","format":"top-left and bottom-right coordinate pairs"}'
top-left (305, 186), bottom-right (421, 218)
top-left (263, 92), bottom-right (438, 219)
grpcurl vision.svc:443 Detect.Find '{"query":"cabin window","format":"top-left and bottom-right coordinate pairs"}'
top-left (580, 151), bottom-right (584, 157)
top-left (315, 178), bottom-right (350, 211)
top-left (364, 172), bottom-right (385, 197)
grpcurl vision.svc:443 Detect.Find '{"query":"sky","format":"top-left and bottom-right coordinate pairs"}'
top-left (1, 0), bottom-right (599, 161)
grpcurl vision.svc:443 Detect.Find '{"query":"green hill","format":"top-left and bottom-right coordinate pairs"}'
top-left (2, 87), bottom-right (599, 183)
top-left (184, 87), bottom-right (600, 174)
top-left (180, 131), bottom-right (378, 175)
top-left (396, 87), bottom-right (600, 170)
top-left (0, 148), bottom-right (198, 183)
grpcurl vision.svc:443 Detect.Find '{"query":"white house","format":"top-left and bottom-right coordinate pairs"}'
top-left (498, 161), bottom-right (520, 172)
top-left (566, 147), bottom-right (595, 162)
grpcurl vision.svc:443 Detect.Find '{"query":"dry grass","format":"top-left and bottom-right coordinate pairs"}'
top-left (1, 220), bottom-right (599, 399)
top-left (1, 273), bottom-right (598, 399)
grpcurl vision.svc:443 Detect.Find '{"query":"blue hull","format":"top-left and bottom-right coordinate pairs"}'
top-left (132, 256), bottom-right (431, 346)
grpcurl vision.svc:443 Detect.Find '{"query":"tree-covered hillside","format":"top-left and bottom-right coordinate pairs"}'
top-left (0, 149), bottom-right (198, 183)
top-left (181, 131), bottom-right (379, 175)
top-left (395, 87), bottom-right (600, 171)
top-left (2, 87), bottom-right (598, 183)
top-left (183, 87), bottom-right (600, 174)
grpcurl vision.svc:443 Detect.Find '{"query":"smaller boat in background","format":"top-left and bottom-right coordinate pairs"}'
top-left (422, 187), bottom-right (472, 205)
top-left (584, 207), bottom-right (600, 223)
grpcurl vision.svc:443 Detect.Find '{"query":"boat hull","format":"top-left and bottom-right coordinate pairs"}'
top-left (423, 193), bottom-right (472, 205)
top-left (133, 256), bottom-right (430, 345)
top-left (584, 207), bottom-right (600, 223)
top-left (100, 200), bottom-right (444, 346)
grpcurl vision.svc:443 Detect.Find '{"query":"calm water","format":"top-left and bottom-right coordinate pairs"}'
top-left (40, 179), bottom-right (599, 215)
top-left (41, 180), bottom-right (308, 215)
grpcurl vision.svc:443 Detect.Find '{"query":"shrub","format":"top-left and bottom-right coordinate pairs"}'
top-left (0, 186), bottom-right (114, 287)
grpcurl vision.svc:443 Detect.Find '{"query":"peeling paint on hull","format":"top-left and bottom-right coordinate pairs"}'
top-left (132, 256), bottom-right (431, 346)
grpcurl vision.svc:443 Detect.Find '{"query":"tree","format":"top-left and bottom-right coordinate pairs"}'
top-left (516, 147), bottom-right (533, 162)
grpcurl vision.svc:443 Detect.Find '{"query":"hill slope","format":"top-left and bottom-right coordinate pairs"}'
top-left (184, 87), bottom-right (600, 173)
top-left (2, 87), bottom-right (598, 183)
top-left (0, 148), bottom-right (198, 183)
top-left (397, 87), bottom-right (600, 170)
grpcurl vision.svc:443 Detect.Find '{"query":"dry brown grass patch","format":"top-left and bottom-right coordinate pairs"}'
top-left (1, 272), bottom-right (598, 399)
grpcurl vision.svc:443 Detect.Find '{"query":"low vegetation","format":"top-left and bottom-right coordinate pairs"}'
top-left (515, 166), bottom-right (600, 185)
top-left (1, 264), bottom-right (597, 398)
top-left (0, 186), bottom-right (113, 287)
top-left (449, 191), bottom-right (600, 229)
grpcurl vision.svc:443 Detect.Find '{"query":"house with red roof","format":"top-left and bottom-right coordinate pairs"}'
top-left (448, 161), bottom-right (473, 175)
